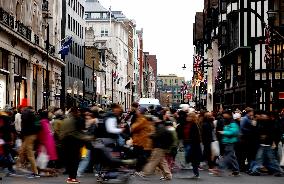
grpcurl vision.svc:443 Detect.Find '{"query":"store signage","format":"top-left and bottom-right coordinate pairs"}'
top-left (96, 76), bottom-right (101, 94)
top-left (279, 92), bottom-right (284, 100)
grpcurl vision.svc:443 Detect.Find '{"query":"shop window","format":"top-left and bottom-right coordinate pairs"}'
top-left (14, 56), bottom-right (27, 76)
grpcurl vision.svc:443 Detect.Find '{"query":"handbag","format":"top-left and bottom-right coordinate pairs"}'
top-left (36, 146), bottom-right (49, 169)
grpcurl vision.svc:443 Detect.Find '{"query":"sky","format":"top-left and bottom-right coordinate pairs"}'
top-left (100, 0), bottom-right (204, 80)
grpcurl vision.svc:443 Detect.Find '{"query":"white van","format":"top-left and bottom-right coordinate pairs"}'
top-left (138, 98), bottom-right (160, 109)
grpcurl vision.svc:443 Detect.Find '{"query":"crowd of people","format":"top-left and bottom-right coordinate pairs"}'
top-left (0, 103), bottom-right (284, 183)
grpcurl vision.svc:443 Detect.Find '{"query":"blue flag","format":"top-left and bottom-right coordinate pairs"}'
top-left (59, 36), bottom-right (72, 56)
top-left (59, 45), bottom-right (70, 56)
top-left (63, 36), bottom-right (72, 47)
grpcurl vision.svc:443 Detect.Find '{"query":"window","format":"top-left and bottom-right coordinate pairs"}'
top-left (73, 19), bottom-right (75, 32)
top-left (68, 14), bottom-right (70, 29)
top-left (14, 56), bottom-right (26, 76)
top-left (75, 43), bottom-right (77, 56)
top-left (0, 49), bottom-right (8, 70)
top-left (68, 0), bottom-right (71, 6)
top-left (100, 27), bottom-right (109, 37)
top-left (77, 66), bottom-right (79, 79)
top-left (73, 0), bottom-right (76, 11)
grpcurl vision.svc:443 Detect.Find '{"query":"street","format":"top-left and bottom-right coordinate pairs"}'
top-left (2, 171), bottom-right (284, 184)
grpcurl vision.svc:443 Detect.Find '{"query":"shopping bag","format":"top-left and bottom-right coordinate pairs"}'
top-left (281, 144), bottom-right (284, 166)
top-left (81, 146), bottom-right (88, 158)
top-left (36, 147), bottom-right (49, 169)
top-left (211, 141), bottom-right (220, 157)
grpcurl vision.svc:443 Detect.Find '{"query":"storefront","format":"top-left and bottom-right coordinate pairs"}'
top-left (14, 55), bottom-right (27, 107)
top-left (0, 48), bottom-right (9, 109)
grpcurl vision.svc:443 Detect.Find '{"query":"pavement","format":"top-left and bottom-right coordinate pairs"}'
top-left (1, 170), bottom-right (284, 184)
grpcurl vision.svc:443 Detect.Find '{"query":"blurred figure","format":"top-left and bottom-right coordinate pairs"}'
top-left (136, 115), bottom-right (174, 180)
top-left (61, 107), bottom-right (92, 184)
top-left (182, 113), bottom-right (202, 178)
top-left (17, 107), bottom-right (41, 178)
top-left (52, 108), bottom-right (65, 168)
top-left (38, 110), bottom-right (58, 168)
top-left (164, 120), bottom-right (178, 172)
top-left (213, 110), bottom-right (240, 176)
top-left (202, 112), bottom-right (215, 170)
top-left (239, 107), bottom-right (257, 172)
top-left (131, 103), bottom-right (155, 171)
top-left (0, 111), bottom-right (16, 176)
top-left (250, 113), bottom-right (283, 176)
top-left (14, 106), bottom-right (22, 134)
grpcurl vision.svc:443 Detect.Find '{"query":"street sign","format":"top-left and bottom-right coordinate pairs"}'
top-left (279, 92), bottom-right (284, 100)
top-left (185, 93), bottom-right (192, 100)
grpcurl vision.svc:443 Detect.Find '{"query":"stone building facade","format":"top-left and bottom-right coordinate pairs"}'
top-left (0, 0), bottom-right (64, 110)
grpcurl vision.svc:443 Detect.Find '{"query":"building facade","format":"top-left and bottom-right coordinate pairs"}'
top-left (157, 74), bottom-right (185, 107)
top-left (193, 0), bottom-right (284, 111)
top-left (85, 0), bottom-right (130, 109)
top-left (0, 0), bottom-right (64, 110)
top-left (62, 0), bottom-right (86, 107)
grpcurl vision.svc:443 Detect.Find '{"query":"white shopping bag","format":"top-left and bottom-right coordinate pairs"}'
top-left (281, 144), bottom-right (284, 167)
top-left (211, 141), bottom-right (220, 157)
top-left (36, 146), bottom-right (49, 169)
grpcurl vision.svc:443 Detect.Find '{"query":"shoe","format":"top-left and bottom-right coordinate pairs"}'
top-left (27, 173), bottom-right (40, 179)
top-left (135, 171), bottom-right (146, 179)
top-left (230, 171), bottom-right (240, 177)
top-left (189, 175), bottom-right (200, 179)
top-left (160, 176), bottom-right (172, 180)
top-left (66, 178), bottom-right (80, 183)
top-left (274, 172), bottom-right (284, 177)
top-left (6, 171), bottom-right (17, 177)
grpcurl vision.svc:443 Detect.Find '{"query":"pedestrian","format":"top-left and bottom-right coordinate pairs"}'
top-left (239, 107), bottom-right (258, 172)
top-left (38, 110), bottom-right (58, 169)
top-left (202, 112), bottom-right (215, 171)
top-left (213, 110), bottom-right (240, 176)
top-left (182, 112), bottom-right (202, 178)
top-left (0, 111), bottom-right (16, 176)
top-left (61, 107), bottom-right (93, 184)
top-left (52, 108), bottom-right (65, 169)
top-left (131, 104), bottom-right (155, 172)
top-left (136, 114), bottom-right (174, 180)
top-left (249, 113), bottom-right (283, 176)
top-left (16, 106), bottom-right (41, 178)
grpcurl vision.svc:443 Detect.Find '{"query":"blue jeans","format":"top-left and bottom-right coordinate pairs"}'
top-left (184, 144), bottom-right (200, 176)
top-left (77, 150), bottom-right (91, 175)
top-left (219, 144), bottom-right (239, 172)
top-left (252, 145), bottom-right (282, 174)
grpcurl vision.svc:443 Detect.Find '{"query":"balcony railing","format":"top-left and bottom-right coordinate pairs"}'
top-left (34, 34), bottom-right (39, 45)
top-left (0, 8), bottom-right (14, 29)
top-left (15, 21), bottom-right (32, 41)
top-left (0, 8), bottom-right (45, 48)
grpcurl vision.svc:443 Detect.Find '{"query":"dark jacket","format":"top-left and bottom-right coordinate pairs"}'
top-left (202, 120), bottom-right (213, 145)
top-left (240, 115), bottom-right (256, 140)
top-left (257, 118), bottom-right (275, 146)
top-left (151, 123), bottom-right (173, 150)
top-left (21, 108), bottom-right (40, 136)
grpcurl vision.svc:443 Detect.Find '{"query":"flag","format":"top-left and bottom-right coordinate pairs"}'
top-left (264, 25), bottom-right (271, 64)
top-left (59, 36), bottom-right (72, 56)
top-left (193, 55), bottom-right (202, 72)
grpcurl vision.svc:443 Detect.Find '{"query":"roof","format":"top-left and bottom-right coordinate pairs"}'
top-left (85, 0), bottom-right (108, 12)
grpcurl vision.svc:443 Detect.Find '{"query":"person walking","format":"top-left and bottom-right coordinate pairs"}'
top-left (239, 107), bottom-right (258, 171)
top-left (17, 107), bottom-right (41, 178)
top-left (131, 104), bottom-right (155, 172)
top-left (213, 110), bottom-right (240, 176)
top-left (202, 112), bottom-right (215, 171)
top-left (136, 114), bottom-right (174, 180)
top-left (61, 108), bottom-right (93, 184)
top-left (182, 112), bottom-right (202, 179)
top-left (38, 110), bottom-right (58, 169)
